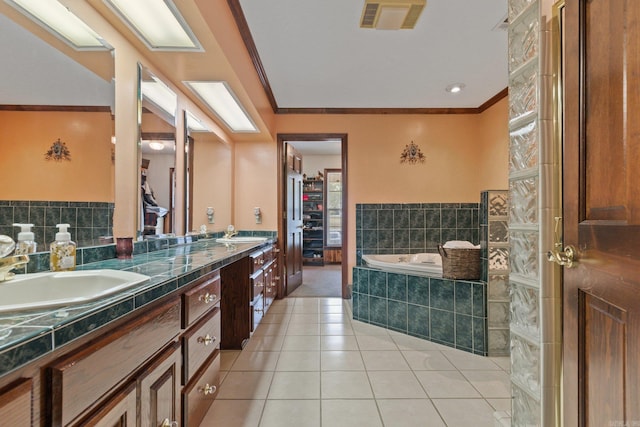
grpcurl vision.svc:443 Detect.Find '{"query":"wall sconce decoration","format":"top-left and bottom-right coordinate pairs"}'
top-left (400, 141), bottom-right (425, 164)
top-left (45, 138), bottom-right (71, 161)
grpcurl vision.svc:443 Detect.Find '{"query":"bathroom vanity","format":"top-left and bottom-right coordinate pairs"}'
top-left (0, 237), bottom-right (278, 426)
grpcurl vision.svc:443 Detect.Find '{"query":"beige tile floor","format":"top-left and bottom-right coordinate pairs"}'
top-left (201, 297), bottom-right (511, 427)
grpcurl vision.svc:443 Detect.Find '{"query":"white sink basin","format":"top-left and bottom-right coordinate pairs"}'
top-left (216, 237), bottom-right (268, 244)
top-left (0, 269), bottom-right (150, 313)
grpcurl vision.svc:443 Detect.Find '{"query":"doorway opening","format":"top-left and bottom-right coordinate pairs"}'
top-left (277, 133), bottom-right (348, 299)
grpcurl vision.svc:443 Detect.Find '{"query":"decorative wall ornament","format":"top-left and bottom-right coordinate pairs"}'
top-left (45, 138), bottom-right (71, 161)
top-left (400, 140), bottom-right (425, 164)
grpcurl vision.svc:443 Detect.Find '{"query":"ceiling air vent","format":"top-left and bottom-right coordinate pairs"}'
top-left (360, 0), bottom-right (427, 30)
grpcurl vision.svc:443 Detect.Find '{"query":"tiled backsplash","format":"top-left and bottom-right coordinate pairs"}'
top-left (355, 203), bottom-right (480, 264)
top-left (0, 200), bottom-right (114, 249)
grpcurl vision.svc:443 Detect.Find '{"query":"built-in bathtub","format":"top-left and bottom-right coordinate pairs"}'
top-left (361, 253), bottom-right (442, 277)
top-left (352, 262), bottom-right (487, 355)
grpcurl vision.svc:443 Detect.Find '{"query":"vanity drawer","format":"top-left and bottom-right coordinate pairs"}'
top-left (182, 351), bottom-right (220, 427)
top-left (183, 270), bottom-right (220, 327)
top-left (250, 250), bottom-right (264, 274)
top-left (182, 307), bottom-right (221, 384)
top-left (262, 246), bottom-right (273, 264)
top-left (252, 294), bottom-right (264, 332)
top-left (48, 298), bottom-right (181, 427)
top-left (250, 269), bottom-right (264, 301)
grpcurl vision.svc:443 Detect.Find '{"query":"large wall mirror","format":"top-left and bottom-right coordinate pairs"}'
top-left (184, 110), bottom-right (232, 234)
top-left (139, 66), bottom-right (177, 238)
top-left (0, 9), bottom-right (115, 249)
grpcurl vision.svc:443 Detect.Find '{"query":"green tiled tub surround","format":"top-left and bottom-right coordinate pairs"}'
top-left (0, 233), bottom-right (276, 376)
top-left (355, 202), bottom-right (479, 265)
top-left (352, 266), bottom-right (487, 355)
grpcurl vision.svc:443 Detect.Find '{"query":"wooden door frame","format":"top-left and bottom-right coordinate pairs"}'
top-left (277, 133), bottom-right (349, 298)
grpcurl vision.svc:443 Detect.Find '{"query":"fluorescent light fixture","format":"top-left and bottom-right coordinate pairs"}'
top-left (186, 111), bottom-right (210, 132)
top-left (445, 83), bottom-right (465, 94)
top-left (184, 81), bottom-right (258, 133)
top-left (5, 0), bottom-right (109, 50)
top-left (103, 0), bottom-right (201, 51)
top-left (141, 77), bottom-right (177, 117)
top-left (148, 141), bottom-right (165, 151)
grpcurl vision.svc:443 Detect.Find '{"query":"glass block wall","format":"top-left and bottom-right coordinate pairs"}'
top-left (508, 0), bottom-right (560, 425)
top-left (480, 191), bottom-right (510, 356)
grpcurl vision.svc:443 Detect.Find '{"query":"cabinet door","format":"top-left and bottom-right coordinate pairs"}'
top-left (139, 343), bottom-right (181, 427)
top-left (0, 378), bottom-right (31, 427)
top-left (74, 382), bottom-right (136, 427)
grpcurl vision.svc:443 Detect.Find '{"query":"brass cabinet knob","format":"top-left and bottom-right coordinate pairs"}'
top-left (198, 383), bottom-right (217, 395)
top-left (161, 419), bottom-right (178, 427)
top-left (197, 334), bottom-right (216, 346)
top-left (199, 293), bottom-right (216, 304)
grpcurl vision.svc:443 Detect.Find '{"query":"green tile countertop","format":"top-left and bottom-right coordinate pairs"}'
top-left (0, 238), bottom-right (272, 377)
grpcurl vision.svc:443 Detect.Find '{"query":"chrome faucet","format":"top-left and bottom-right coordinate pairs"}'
top-left (223, 225), bottom-right (238, 239)
top-left (0, 236), bottom-right (29, 282)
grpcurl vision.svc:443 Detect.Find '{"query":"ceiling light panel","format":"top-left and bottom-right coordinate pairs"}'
top-left (103, 0), bottom-right (202, 51)
top-left (184, 81), bottom-right (258, 133)
top-left (141, 77), bottom-right (177, 117)
top-left (186, 111), bottom-right (210, 132)
top-left (5, 0), bottom-right (109, 50)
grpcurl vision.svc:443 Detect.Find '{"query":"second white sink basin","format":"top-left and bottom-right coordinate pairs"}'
top-left (0, 269), bottom-right (150, 313)
top-left (216, 237), bottom-right (267, 244)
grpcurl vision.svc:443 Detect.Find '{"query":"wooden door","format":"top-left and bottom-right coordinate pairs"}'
top-left (285, 144), bottom-right (303, 295)
top-left (563, 0), bottom-right (640, 425)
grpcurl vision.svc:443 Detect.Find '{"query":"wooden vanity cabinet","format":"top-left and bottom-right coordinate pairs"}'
top-left (46, 297), bottom-right (182, 427)
top-left (181, 269), bottom-right (222, 427)
top-left (74, 382), bottom-right (137, 427)
top-left (0, 378), bottom-right (32, 427)
top-left (138, 342), bottom-right (181, 427)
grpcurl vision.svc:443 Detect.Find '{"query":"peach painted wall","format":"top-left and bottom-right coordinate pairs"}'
top-left (0, 110), bottom-right (114, 201)
top-left (192, 134), bottom-right (233, 232)
top-left (234, 140), bottom-right (278, 230)
top-left (269, 99), bottom-right (510, 274)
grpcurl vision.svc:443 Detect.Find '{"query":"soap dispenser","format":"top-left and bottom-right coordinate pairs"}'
top-left (13, 223), bottom-right (37, 254)
top-left (50, 224), bottom-right (76, 271)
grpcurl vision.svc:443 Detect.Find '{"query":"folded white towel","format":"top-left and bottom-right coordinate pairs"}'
top-left (443, 240), bottom-right (480, 249)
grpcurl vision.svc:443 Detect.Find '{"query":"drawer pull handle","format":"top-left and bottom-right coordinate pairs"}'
top-left (199, 293), bottom-right (216, 304)
top-left (161, 419), bottom-right (178, 427)
top-left (254, 308), bottom-right (264, 313)
top-left (197, 334), bottom-right (216, 346)
top-left (199, 384), bottom-right (217, 395)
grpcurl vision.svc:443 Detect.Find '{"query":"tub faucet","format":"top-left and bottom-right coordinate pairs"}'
top-left (224, 225), bottom-right (238, 239)
top-left (0, 235), bottom-right (29, 282)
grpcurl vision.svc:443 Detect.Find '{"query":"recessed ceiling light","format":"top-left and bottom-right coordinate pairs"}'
top-left (184, 81), bottom-right (258, 133)
top-left (5, 0), bottom-right (110, 50)
top-left (445, 83), bottom-right (466, 94)
top-left (103, 0), bottom-right (201, 51)
top-left (148, 141), bottom-right (165, 151)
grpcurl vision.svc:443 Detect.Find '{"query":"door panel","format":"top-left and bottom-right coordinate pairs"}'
top-left (285, 144), bottom-right (303, 294)
top-left (563, 0), bottom-right (640, 425)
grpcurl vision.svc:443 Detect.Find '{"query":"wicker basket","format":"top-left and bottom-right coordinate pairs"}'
top-left (437, 245), bottom-right (481, 280)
